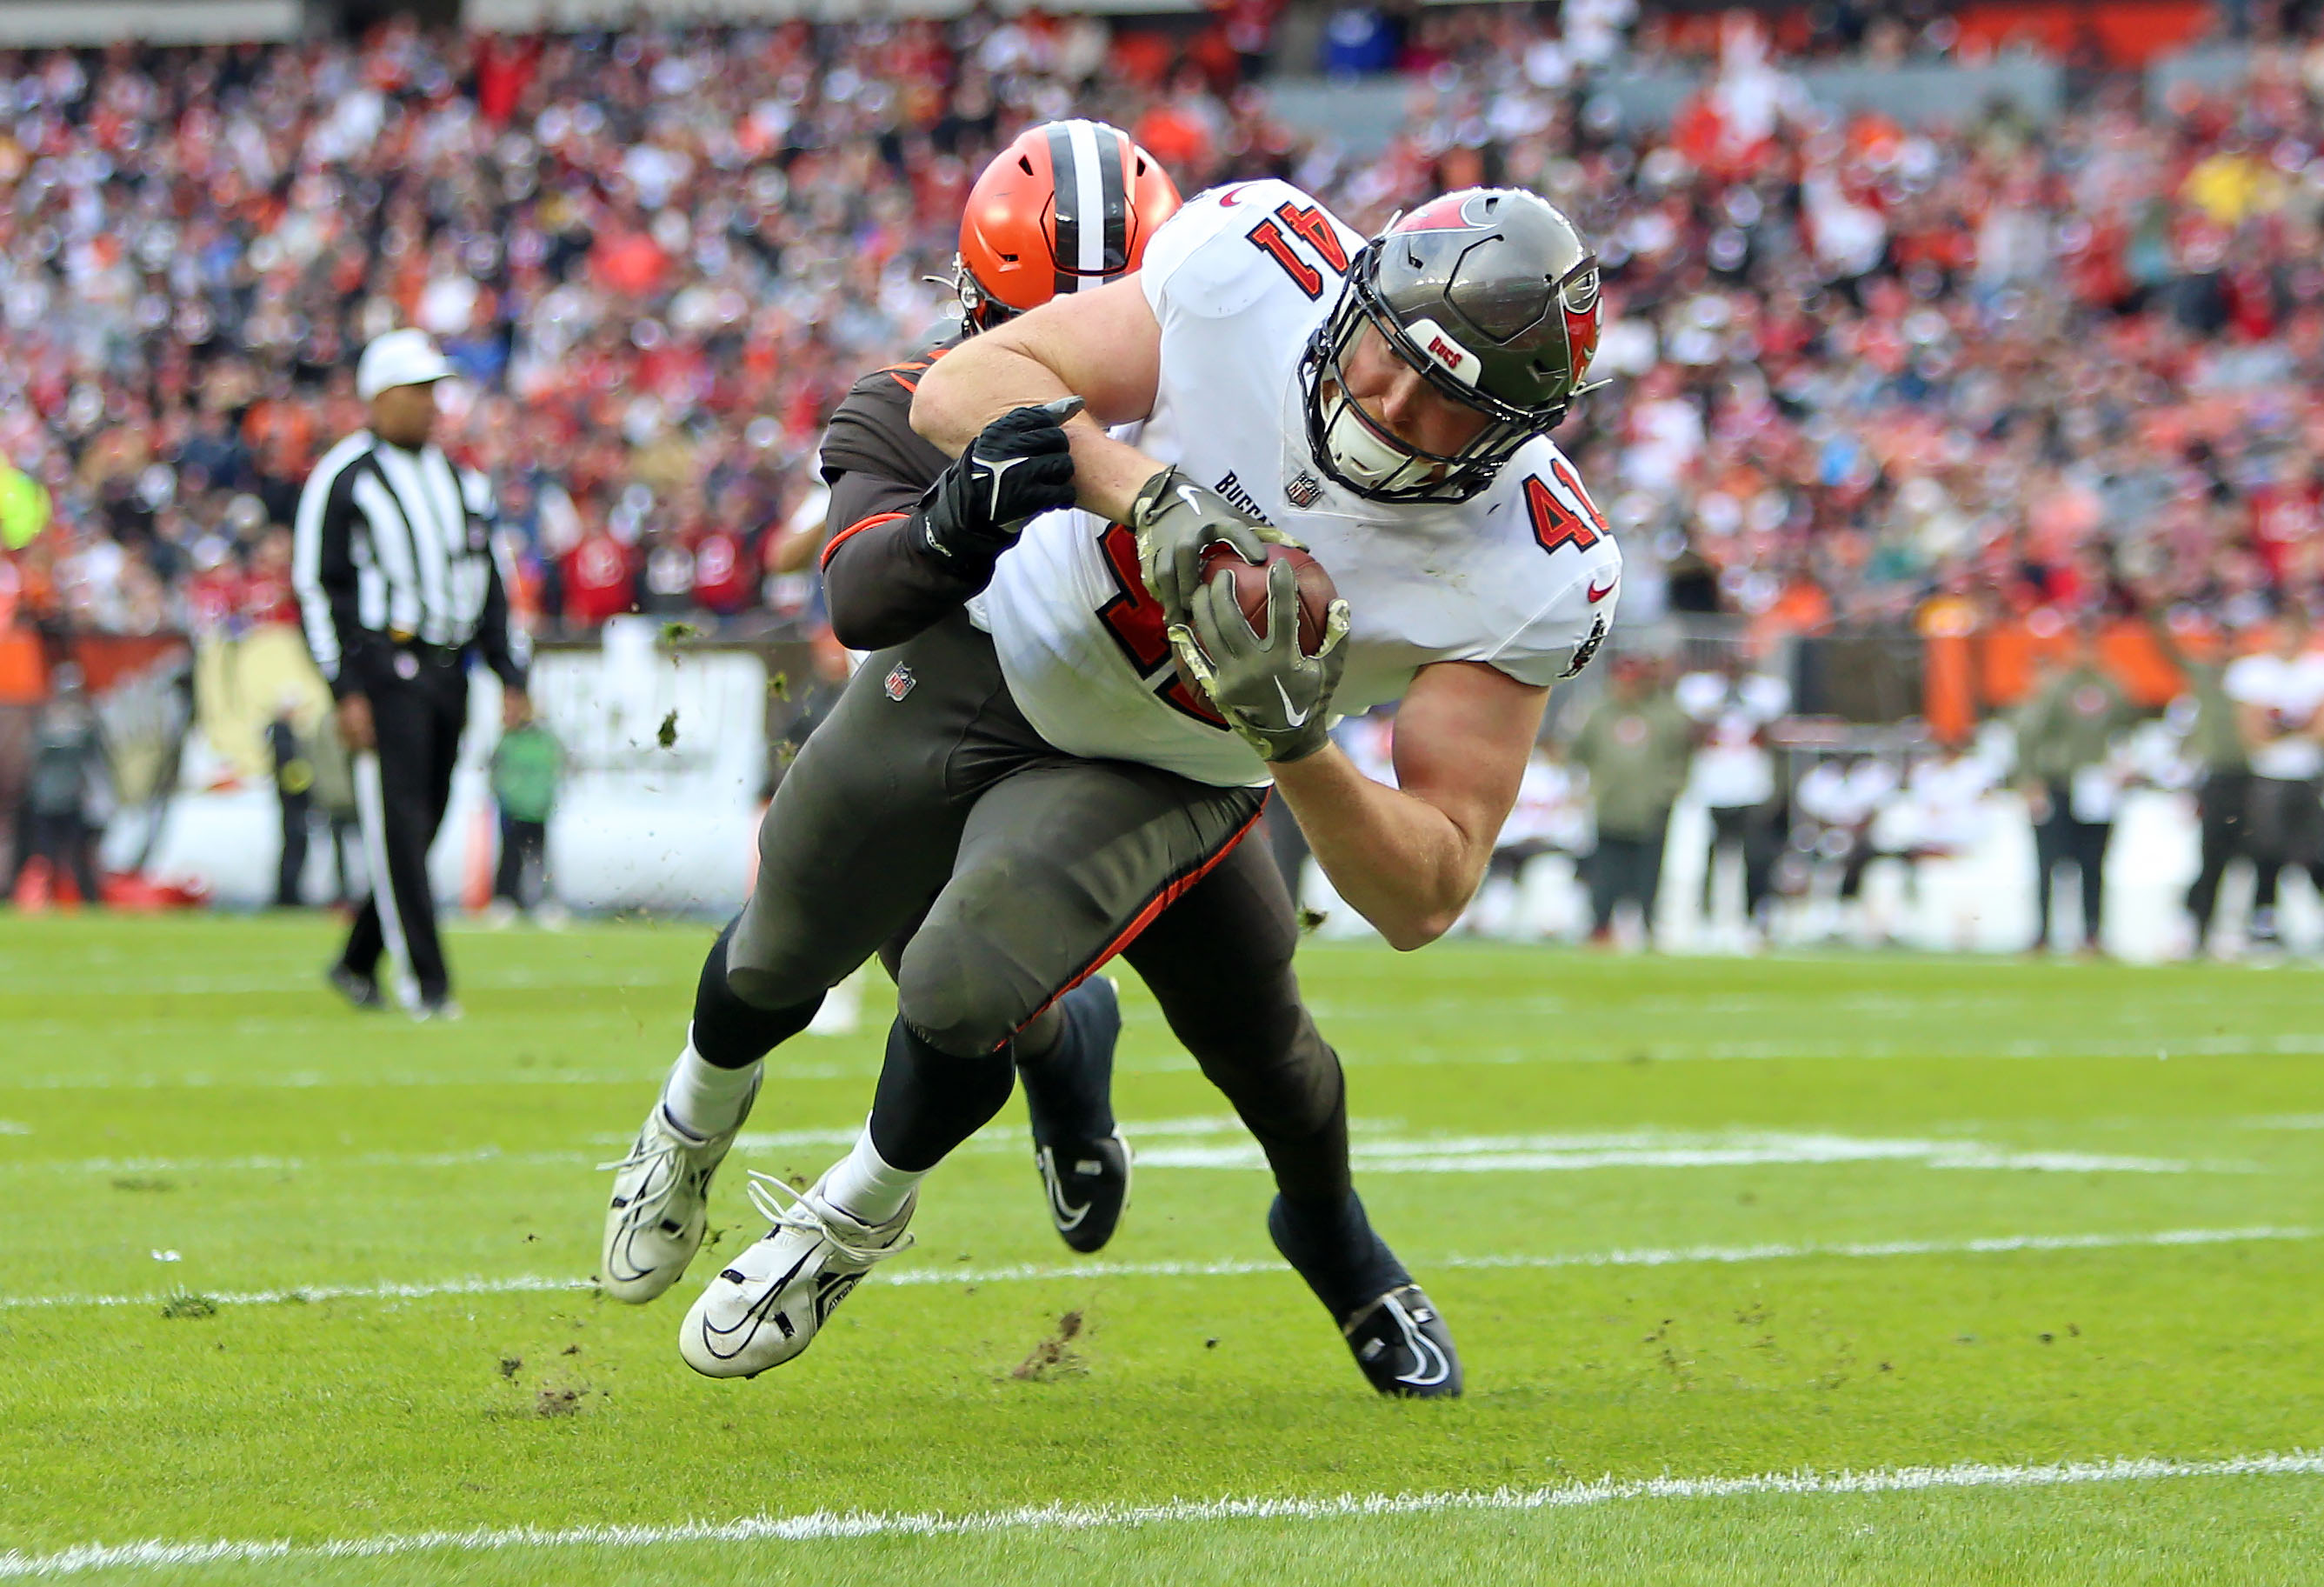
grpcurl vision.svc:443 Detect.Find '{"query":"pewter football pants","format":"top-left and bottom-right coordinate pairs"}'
top-left (723, 612), bottom-right (1353, 1204)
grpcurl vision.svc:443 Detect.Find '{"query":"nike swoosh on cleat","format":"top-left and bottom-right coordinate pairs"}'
top-left (1388, 1296), bottom-right (1452, 1388)
top-left (1038, 1148), bottom-right (1091, 1230)
top-left (697, 1251), bottom-right (814, 1357)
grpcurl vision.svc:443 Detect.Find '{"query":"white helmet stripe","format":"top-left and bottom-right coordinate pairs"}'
top-left (1066, 119), bottom-right (1106, 285)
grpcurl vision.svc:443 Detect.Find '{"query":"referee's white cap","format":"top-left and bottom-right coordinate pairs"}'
top-left (356, 329), bottom-right (453, 401)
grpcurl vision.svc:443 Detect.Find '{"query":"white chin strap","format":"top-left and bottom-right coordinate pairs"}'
top-left (1322, 390), bottom-right (1444, 495)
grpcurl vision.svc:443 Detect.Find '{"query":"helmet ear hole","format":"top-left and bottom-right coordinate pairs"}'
top-left (1017, 154), bottom-right (1035, 176)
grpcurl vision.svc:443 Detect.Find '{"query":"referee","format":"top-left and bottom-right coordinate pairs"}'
top-left (292, 330), bottom-right (530, 1018)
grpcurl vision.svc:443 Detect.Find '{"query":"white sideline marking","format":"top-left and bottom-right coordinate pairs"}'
top-left (0, 1122), bottom-right (26, 1135)
top-left (3, 1450), bottom-right (2319, 1577)
top-left (2, 1226), bottom-right (2304, 1312)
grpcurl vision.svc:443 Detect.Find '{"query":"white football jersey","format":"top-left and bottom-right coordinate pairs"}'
top-left (974, 178), bottom-right (1623, 787)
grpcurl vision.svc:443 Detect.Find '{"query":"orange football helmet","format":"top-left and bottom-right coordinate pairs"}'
top-left (955, 120), bottom-right (1182, 332)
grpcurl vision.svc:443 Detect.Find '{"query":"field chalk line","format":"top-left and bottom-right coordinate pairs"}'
top-left (3, 1450), bottom-right (2320, 1577)
top-left (1, 1226), bottom-right (2306, 1312)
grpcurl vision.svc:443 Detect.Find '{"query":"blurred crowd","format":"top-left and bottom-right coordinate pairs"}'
top-left (5, 1), bottom-right (2324, 683)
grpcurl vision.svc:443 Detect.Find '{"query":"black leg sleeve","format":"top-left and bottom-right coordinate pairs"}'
top-left (867, 1015), bottom-right (1018, 1172)
top-left (691, 916), bottom-right (823, 1069)
top-left (1122, 839), bottom-right (1352, 1206)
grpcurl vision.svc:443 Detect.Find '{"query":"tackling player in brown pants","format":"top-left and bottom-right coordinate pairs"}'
top-left (603, 123), bottom-right (1446, 1395)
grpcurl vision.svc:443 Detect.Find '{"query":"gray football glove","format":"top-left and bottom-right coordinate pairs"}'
top-left (1129, 464), bottom-right (1300, 625)
top-left (1169, 560), bottom-right (1352, 764)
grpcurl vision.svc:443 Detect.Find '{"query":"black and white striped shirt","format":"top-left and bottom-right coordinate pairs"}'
top-left (290, 431), bottom-right (529, 699)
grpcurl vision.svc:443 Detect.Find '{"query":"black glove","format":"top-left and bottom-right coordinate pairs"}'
top-left (1129, 464), bottom-right (1299, 627)
top-left (918, 397), bottom-right (1082, 566)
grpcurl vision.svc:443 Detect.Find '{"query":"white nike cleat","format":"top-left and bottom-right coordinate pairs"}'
top-left (598, 1077), bottom-right (759, 1304)
top-left (678, 1170), bottom-right (915, 1378)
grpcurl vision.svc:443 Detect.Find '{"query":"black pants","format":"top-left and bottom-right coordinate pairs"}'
top-left (1590, 821), bottom-right (1668, 937)
top-left (1703, 804), bottom-right (1776, 919)
top-left (276, 790), bottom-right (311, 907)
top-left (343, 657), bottom-right (469, 1001)
top-left (2034, 785), bottom-right (2111, 950)
top-left (28, 811), bottom-right (101, 905)
top-left (2187, 770), bottom-right (2250, 944)
top-left (2246, 775), bottom-right (2324, 933)
top-left (495, 816), bottom-right (548, 907)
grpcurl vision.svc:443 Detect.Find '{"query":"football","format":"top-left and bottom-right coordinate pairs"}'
top-left (1195, 541), bottom-right (1338, 656)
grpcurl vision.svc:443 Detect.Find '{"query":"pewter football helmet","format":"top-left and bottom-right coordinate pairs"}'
top-left (1303, 189), bottom-right (1605, 503)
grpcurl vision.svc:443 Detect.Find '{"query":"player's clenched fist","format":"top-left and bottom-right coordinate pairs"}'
top-left (1129, 464), bottom-right (1298, 624)
top-left (1171, 561), bottom-right (1352, 763)
top-left (919, 396), bottom-right (1084, 566)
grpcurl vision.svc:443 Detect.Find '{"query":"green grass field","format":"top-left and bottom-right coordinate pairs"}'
top-left (1, 912), bottom-right (2319, 1584)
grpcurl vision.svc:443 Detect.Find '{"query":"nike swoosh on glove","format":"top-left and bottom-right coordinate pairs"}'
top-left (1128, 464), bottom-right (1300, 626)
top-left (1169, 558), bottom-right (1351, 764)
top-left (919, 397), bottom-right (1083, 567)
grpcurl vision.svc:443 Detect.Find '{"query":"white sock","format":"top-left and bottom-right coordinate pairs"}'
top-left (820, 1121), bottom-right (923, 1225)
top-left (660, 1028), bottom-right (760, 1140)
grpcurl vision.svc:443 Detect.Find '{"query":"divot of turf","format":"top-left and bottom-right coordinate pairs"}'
top-left (1011, 1310), bottom-right (1089, 1381)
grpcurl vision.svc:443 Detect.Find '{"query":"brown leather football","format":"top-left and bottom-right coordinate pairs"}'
top-left (1195, 542), bottom-right (1337, 655)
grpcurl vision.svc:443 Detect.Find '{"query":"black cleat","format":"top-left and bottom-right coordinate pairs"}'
top-left (325, 963), bottom-right (384, 1010)
top-left (1337, 1284), bottom-right (1462, 1398)
top-left (1269, 1191), bottom-right (1462, 1397)
top-left (1035, 1130), bottom-right (1132, 1254)
top-left (1021, 977), bottom-right (1130, 1252)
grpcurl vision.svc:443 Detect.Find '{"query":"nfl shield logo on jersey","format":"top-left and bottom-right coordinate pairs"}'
top-left (1285, 471), bottom-right (1322, 510)
top-left (883, 663), bottom-right (916, 701)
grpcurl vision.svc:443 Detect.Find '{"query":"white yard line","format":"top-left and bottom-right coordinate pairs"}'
top-left (5, 1124), bottom-right (2231, 1178)
top-left (5, 1118), bottom-right (1252, 1177)
top-left (883, 1225), bottom-right (2312, 1287)
top-left (0, 1275), bottom-right (590, 1311)
top-left (16, 1033), bottom-right (2324, 1091)
top-left (0, 1067), bottom-right (862, 1092)
top-left (1322, 1031), bottom-right (2324, 1068)
top-left (1142, 1130), bottom-right (2211, 1175)
top-left (2, 1226), bottom-right (2305, 1312)
top-left (3, 1450), bottom-right (2319, 1577)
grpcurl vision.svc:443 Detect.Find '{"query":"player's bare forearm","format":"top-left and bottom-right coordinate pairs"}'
top-left (912, 276), bottom-right (1168, 523)
top-left (1275, 661), bottom-right (1549, 950)
top-left (1271, 746), bottom-right (1483, 950)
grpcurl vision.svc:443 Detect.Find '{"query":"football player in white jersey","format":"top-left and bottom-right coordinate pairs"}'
top-left (630, 181), bottom-right (1615, 1399)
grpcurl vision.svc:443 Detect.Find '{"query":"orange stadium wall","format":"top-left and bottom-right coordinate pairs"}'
top-left (1919, 617), bottom-right (2211, 743)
